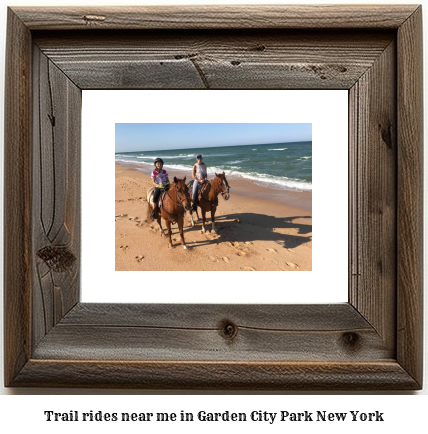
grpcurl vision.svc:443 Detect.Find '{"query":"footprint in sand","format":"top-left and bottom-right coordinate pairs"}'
top-left (115, 214), bottom-right (128, 218)
top-left (245, 241), bottom-right (253, 245)
top-left (119, 245), bottom-right (129, 250)
top-left (286, 262), bottom-right (299, 269)
top-left (264, 257), bottom-right (278, 264)
top-left (209, 256), bottom-right (219, 263)
top-left (135, 255), bottom-right (144, 262)
top-left (266, 248), bottom-right (278, 254)
top-left (222, 257), bottom-right (230, 263)
top-left (226, 242), bottom-right (234, 247)
top-left (242, 266), bottom-right (255, 271)
top-left (129, 216), bottom-right (139, 221)
top-left (236, 251), bottom-right (248, 257)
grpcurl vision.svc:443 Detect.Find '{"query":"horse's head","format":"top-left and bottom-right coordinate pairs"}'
top-left (173, 176), bottom-right (191, 210)
top-left (214, 172), bottom-right (230, 200)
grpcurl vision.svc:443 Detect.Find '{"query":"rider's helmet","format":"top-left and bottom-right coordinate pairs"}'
top-left (154, 158), bottom-right (164, 166)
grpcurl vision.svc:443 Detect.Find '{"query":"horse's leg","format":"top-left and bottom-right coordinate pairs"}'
top-left (165, 219), bottom-right (173, 247)
top-left (211, 206), bottom-right (217, 233)
top-left (190, 209), bottom-right (196, 227)
top-left (201, 208), bottom-right (207, 233)
top-left (157, 214), bottom-right (165, 237)
top-left (178, 216), bottom-right (188, 249)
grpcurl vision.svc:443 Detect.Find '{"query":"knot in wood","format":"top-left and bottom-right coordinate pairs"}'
top-left (37, 245), bottom-right (76, 272)
top-left (219, 320), bottom-right (238, 340)
top-left (341, 332), bottom-right (361, 350)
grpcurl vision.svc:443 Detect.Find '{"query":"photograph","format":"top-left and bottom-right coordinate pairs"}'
top-left (115, 123), bottom-right (312, 271)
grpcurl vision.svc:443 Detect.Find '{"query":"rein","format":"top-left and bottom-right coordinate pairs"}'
top-left (161, 184), bottom-right (188, 223)
top-left (199, 178), bottom-right (229, 207)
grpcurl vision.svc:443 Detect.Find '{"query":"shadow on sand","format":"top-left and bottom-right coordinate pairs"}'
top-left (186, 212), bottom-right (312, 250)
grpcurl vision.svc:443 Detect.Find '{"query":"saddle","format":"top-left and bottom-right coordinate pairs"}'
top-left (188, 180), bottom-right (217, 207)
top-left (188, 180), bottom-right (206, 201)
top-left (148, 187), bottom-right (167, 208)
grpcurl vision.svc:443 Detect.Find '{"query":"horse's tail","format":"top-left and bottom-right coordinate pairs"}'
top-left (145, 188), bottom-right (154, 223)
top-left (145, 200), bottom-right (152, 223)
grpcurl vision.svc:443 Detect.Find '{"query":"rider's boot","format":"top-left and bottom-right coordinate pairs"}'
top-left (151, 202), bottom-right (158, 219)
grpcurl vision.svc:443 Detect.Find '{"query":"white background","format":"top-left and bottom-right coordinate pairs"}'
top-left (0, 0), bottom-right (427, 428)
top-left (82, 89), bottom-right (348, 304)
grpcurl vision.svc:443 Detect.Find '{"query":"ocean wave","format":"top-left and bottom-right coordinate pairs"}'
top-left (115, 158), bottom-right (138, 163)
top-left (163, 163), bottom-right (193, 172)
top-left (268, 148), bottom-right (287, 151)
top-left (116, 155), bottom-right (311, 192)
top-left (206, 166), bottom-right (311, 191)
top-left (115, 159), bottom-right (152, 167)
top-left (136, 155), bottom-right (193, 160)
top-left (298, 156), bottom-right (312, 160)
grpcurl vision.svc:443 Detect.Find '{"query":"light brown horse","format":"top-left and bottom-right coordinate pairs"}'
top-left (190, 172), bottom-right (230, 233)
top-left (147, 177), bottom-right (191, 249)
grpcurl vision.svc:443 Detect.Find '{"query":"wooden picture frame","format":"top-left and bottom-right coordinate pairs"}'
top-left (4, 5), bottom-right (423, 389)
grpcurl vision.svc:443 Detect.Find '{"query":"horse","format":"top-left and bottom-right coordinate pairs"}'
top-left (147, 177), bottom-right (191, 249)
top-left (190, 172), bottom-right (230, 233)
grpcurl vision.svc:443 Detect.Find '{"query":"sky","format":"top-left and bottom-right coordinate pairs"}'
top-left (115, 123), bottom-right (312, 153)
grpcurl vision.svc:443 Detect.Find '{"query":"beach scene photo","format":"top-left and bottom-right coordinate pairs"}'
top-left (115, 123), bottom-right (312, 271)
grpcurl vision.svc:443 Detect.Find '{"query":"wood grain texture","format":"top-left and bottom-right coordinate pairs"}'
top-left (12, 361), bottom-right (419, 390)
top-left (349, 40), bottom-right (397, 351)
top-left (3, 5), bottom-right (423, 390)
top-left (3, 8), bottom-right (32, 388)
top-left (32, 47), bottom-right (81, 348)
top-left (396, 6), bottom-right (423, 387)
top-left (11, 5), bottom-right (419, 30)
top-left (34, 31), bottom-right (393, 90)
top-left (32, 304), bottom-right (391, 362)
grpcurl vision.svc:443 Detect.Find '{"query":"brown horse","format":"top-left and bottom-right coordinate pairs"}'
top-left (190, 172), bottom-right (230, 233)
top-left (147, 177), bottom-right (191, 249)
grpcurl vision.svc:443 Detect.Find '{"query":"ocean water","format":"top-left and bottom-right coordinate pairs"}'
top-left (115, 142), bottom-right (312, 192)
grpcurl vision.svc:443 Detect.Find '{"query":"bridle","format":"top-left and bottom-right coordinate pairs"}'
top-left (160, 182), bottom-right (190, 223)
top-left (212, 176), bottom-right (230, 199)
top-left (166, 183), bottom-right (189, 208)
top-left (199, 176), bottom-right (230, 207)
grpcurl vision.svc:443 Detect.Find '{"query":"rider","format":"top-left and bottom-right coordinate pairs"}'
top-left (191, 153), bottom-right (207, 211)
top-left (151, 158), bottom-right (170, 219)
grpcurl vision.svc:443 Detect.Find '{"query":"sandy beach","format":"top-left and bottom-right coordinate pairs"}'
top-left (115, 162), bottom-right (312, 271)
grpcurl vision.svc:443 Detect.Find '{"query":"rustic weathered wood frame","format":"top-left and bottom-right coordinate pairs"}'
top-left (4, 5), bottom-right (423, 389)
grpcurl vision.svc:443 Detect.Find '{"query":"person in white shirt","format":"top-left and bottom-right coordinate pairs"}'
top-left (191, 153), bottom-right (207, 211)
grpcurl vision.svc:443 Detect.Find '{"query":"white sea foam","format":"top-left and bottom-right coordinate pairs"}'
top-left (268, 148), bottom-right (287, 151)
top-left (163, 163), bottom-right (193, 172)
top-left (206, 166), bottom-right (311, 191)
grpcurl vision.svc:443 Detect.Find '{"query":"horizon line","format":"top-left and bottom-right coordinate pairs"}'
top-left (115, 140), bottom-right (312, 154)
